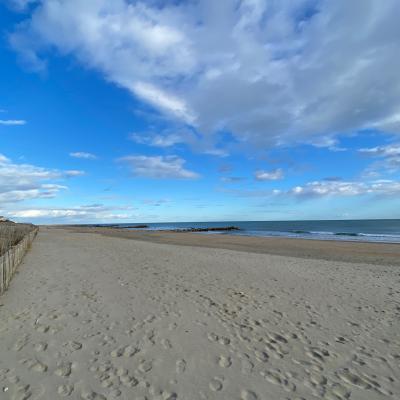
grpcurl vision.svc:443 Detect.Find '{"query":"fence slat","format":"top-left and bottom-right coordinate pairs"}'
top-left (0, 229), bottom-right (38, 296)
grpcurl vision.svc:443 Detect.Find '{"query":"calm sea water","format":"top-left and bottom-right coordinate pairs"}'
top-left (111, 219), bottom-right (400, 243)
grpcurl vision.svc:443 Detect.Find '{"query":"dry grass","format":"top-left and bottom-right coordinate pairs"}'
top-left (0, 223), bottom-right (36, 256)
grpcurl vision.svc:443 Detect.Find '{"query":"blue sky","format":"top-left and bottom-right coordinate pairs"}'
top-left (1, 0), bottom-right (400, 224)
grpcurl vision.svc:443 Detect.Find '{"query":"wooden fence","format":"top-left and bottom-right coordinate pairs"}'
top-left (0, 228), bottom-right (38, 295)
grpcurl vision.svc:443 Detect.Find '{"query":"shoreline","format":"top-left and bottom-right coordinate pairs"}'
top-left (51, 225), bottom-right (400, 266)
top-left (53, 220), bottom-right (400, 245)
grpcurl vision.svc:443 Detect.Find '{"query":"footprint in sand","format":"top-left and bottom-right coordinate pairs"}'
top-left (123, 345), bottom-right (140, 357)
top-left (111, 348), bottom-right (123, 358)
top-left (109, 388), bottom-right (122, 398)
top-left (336, 369), bottom-right (370, 389)
top-left (35, 324), bottom-right (49, 333)
top-left (162, 392), bottom-right (177, 400)
top-left (241, 389), bottom-right (258, 400)
top-left (218, 337), bottom-right (231, 346)
top-left (261, 369), bottom-right (296, 393)
top-left (254, 350), bottom-right (269, 362)
top-left (241, 359), bottom-right (254, 374)
top-left (168, 322), bottom-right (178, 331)
top-left (34, 342), bottom-right (48, 352)
top-left (209, 377), bottom-right (224, 391)
top-left (218, 355), bottom-right (232, 368)
top-left (13, 337), bottom-right (29, 352)
top-left (13, 383), bottom-right (33, 400)
top-left (80, 390), bottom-right (107, 400)
top-left (100, 379), bottom-right (113, 388)
top-left (58, 384), bottom-right (74, 396)
top-left (161, 338), bottom-right (172, 349)
top-left (7, 375), bottom-right (19, 384)
top-left (20, 358), bottom-right (48, 373)
top-left (65, 341), bottom-right (83, 352)
top-left (120, 375), bottom-right (139, 388)
top-left (138, 360), bottom-right (153, 373)
top-left (144, 314), bottom-right (156, 323)
top-left (308, 371), bottom-right (327, 387)
top-left (115, 367), bottom-right (128, 377)
top-left (54, 361), bottom-right (72, 377)
top-left (176, 359), bottom-right (186, 374)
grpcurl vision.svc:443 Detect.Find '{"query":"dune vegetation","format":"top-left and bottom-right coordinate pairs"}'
top-left (0, 222), bottom-right (36, 256)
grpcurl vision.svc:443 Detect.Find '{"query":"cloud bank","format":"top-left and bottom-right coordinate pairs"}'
top-left (9, 203), bottom-right (134, 221)
top-left (283, 179), bottom-right (400, 199)
top-left (359, 143), bottom-right (400, 174)
top-left (0, 154), bottom-right (68, 203)
top-left (9, 0), bottom-right (400, 151)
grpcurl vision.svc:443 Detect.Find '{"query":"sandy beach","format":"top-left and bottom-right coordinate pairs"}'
top-left (0, 227), bottom-right (399, 399)
top-left (61, 225), bottom-right (400, 266)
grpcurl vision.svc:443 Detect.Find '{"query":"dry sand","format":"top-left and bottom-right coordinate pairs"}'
top-left (0, 228), bottom-right (399, 399)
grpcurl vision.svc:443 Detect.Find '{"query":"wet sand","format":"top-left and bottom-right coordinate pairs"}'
top-left (59, 225), bottom-right (400, 266)
top-left (0, 228), bottom-right (399, 399)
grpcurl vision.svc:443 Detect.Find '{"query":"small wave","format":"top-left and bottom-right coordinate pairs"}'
top-left (308, 231), bottom-right (361, 237)
top-left (309, 231), bottom-right (336, 235)
top-left (289, 230), bottom-right (340, 235)
top-left (358, 233), bottom-right (400, 238)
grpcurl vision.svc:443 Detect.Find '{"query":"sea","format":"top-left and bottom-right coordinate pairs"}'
top-left (110, 219), bottom-right (400, 244)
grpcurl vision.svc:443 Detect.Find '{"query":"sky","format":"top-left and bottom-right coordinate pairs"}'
top-left (1, 0), bottom-right (400, 224)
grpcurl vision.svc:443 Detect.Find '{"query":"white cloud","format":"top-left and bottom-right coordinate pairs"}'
top-left (132, 82), bottom-right (195, 124)
top-left (8, 203), bottom-right (134, 220)
top-left (130, 132), bottom-right (186, 148)
top-left (306, 136), bottom-right (347, 152)
top-left (223, 178), bottom-right (400, 199)
top-left (130, 129), bottom-right (227, 157)
top-left (203, 148), bottom-right (229, 158)
top-left (65, 170), bottom-right (85, 177)
top-left (0, 154), bottom-right (81, 204)
top-left (286, 179), bottom-right (400, 198)
top-left (0, 119), bottom-right (26, 125)
top-left (255, 168), bottom-right (284, 181)
top-left (359, 143), bottom-right (400, 173)
top-left (9, 0), bottom-right (400, 150)
top-left (359, 144), bottom-right (400, 157)
top-left (118, 155), bottom-right (200, 179)
top-left (0, 185), bottom-right (66, 203)
top-left (69, 152), bottom-right (97, 159)
top-left (11, 209), bottom-right (86, 218)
